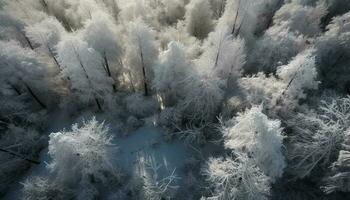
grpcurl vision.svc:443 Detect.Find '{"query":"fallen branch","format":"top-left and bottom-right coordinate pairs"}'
top-left (0, 148), bottom-right (40, 164)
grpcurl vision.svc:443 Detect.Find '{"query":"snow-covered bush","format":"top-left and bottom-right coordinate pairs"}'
top-left (202, 154), bottom-right (270, 200)
top-left (22, 177), bottom-right (69, 200)
top-left (222, 105), bottom-right (286, 180)
top-left (157, 107), bottom-right (183, 128)
top-left (239, 72), bottom-right (285, 109)
top-left (48, 118), bottom-right (118, 189)
top-left (125, 93), bottom-right (159, 118)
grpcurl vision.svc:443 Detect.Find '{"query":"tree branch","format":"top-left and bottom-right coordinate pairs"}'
top-left (0, 148), bottom-right (40, 165)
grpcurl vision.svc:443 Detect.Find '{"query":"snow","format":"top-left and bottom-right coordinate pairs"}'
top-left (111, 126), bottom-right (189, 180)
top-left (3, 122), bottom-right (189, 200)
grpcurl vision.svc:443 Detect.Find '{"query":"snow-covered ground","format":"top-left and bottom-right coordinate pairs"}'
top-left (112, 126), bottom-right (189, 179)
top-left (3, 121), bottom-right (190, 199)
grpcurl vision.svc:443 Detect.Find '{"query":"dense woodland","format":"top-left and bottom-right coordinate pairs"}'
top-left (0, 0), bottom-right (350, 199)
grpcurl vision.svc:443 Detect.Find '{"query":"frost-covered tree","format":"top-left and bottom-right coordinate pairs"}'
top-left (184, 0), bottom-right (213, 39)
top-left (157, 0), bottom-right (186, 25)
top-left (117, 0), bottom-right (179, 29)
top-left (222, 105), bottom-right (286, 180)
top-left (157, 22), bottom-right (202, 59)
top-left (153, 41), bottom-right (193, 107)
top-left (99, 0), bottom-right (120, 22)
top-left (203, 154), bottom-right (270, 200)
top-left (0, 40), bottom-right (49, 109)
top-left (125, 19), bottom-right (158, 96)
top-left (276, 49), bottom-right (319, 108)
top-left (179, 73), bottom-right (224, 124)
top-left (217, 0), bottom-right (281, 44)
top-left (0, 11), bottom-right (40, 50)
top-left (199, 27), bottom-right (246, 88)
top-left (56, 35), bottom-right (113, 110)
top-left (40, 0), bottom-right (104, 30)
top-left (217, 0), bottom-right (253, 36)
top-left (47, 117), bottom-right (118, 198)
top-left (2, 0), bottom-right (46, 26)
top-left (274, 2), bottom-right (326, 37)
top-left (315, 11), bottom-right (350, 93)
top-left (25, 17), bottom-right (66, 70)
top-left (288, 96), bottom-right (350, 178)
top-left (82, 11), bottom-right (122, 92)
top-left (241, 49), bottom-right (319, 110)
top-left (246, 25), bottom-right (308, 74)
top-left (210, 0), bottom-right (227, 19)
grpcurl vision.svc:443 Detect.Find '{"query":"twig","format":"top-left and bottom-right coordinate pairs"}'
top-left (0, 148), bottom-right (40, 164)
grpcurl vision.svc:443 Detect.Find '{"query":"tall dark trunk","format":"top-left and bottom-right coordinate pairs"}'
top-left (128, 70), bottom-right (136, 93)
top-left (23, 82), bottom-right (47, 109)
top-left (231, 0), bottom-right (241, 34)
top-left (103, 53), bottom-right (117, 92)
top-left (73, 46), bottom-right (103, 111)
top-left (214, 38), bottom-right (223, 68)
top-left (264, 0), bottom-right (284, 33)
top-left (95, 97), bottom-right (102, 111)
top-left (40, 0), bottom-right (48, 12)
top-left (48, 46), bottom-right (62, 71)
top-left (9, 83), bottom-right (21, 95)
top-left (139, 44), bottom-right (149, 96)
top-left (218, 0), bottom-right (225, 17)
top-left (23, 34), bottom-right (34, 50)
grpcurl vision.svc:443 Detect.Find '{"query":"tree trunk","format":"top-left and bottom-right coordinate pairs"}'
top-left (9, 83), bottom-right (21, 95)
top-left (23, 34), bottom-right (34, 50)
top-left (264, 0), bottom-right (284, 32)
top-left (48, 46), bottom-right (62, 71)
top-left (103, 54), bottom-right (117, 92)
top-left (73, 46), bottom-right (103, 111)
top-left (231, 0), bottom-right (241, 34)
top-left (23, 82), bottom-right (47, 109)
top-left (95, 97), bottom-right (102, 111)
top-left (139, 44), bottom-right (149, 96)
top-left (40, 0), bottom-right (48, 13)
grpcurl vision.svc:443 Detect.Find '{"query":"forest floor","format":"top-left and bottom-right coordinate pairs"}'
top-left (3, 111), bottom-right (192, 199)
